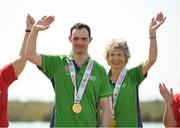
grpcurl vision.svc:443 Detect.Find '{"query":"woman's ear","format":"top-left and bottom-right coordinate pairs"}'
top-left (107, 59), bottom-right (110, 65)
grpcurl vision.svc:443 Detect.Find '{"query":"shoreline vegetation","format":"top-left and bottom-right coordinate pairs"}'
top-left (8, 100), bottom-right (164, 122)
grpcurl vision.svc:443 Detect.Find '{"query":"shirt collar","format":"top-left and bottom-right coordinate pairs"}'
top-left (66, 52), bottom-right (90, 64)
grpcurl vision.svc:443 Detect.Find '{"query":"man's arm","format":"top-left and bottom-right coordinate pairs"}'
top-left (99, 97), bottom-right (110, 127)
top-left (159, 83), bottom-right (176, 127)
top-left (142, 12), bottom-right (166, 76)
top-left (12, 14), bottom-right (35, 77)
top-left (25, 15), bottom-right (54, 67)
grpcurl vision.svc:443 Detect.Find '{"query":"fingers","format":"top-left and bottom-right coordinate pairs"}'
top-left (41, 16), bottom-right (47, 20)
top-left (156, 12), bottom-right (166, 25)
top-left (159, 83), bottom-right (174, 95)
top-left (27, 14), bottom-right (35, 24)
top-left (156, 12), bottom-right (163, 21)
top-left (159, 83), bottom-right (169, 94)
top-left (162, 83), bottom-right (167, 89)
top-left (159, 83), bottom-right (164, 94)
top-left (159, 83), bottom-right (166, 90)
top-left (161, 16), bottom-right (166, 24)
top-left (45, 16), bottom-right (55, 25)
top-left (150, 12), bottom-right (166, 31)
top-left (29, 14), bottom-right (35, 24)
top-left (159, 83), bottom-right (166, 99)
top-left (40, 15), bottom-right (54, 26)
top-left (26, 15), bottom-right (54, 29)
top-left (45, 16), bottom-right (54, 21)
top-left (149, 17), bottom-right (155, 27)
top-left (151, 17), bottom-right (155, 23)
top-left (31, 18), bottom-right (35, 24)
top-left (156, 12), bottom-right (166, 22)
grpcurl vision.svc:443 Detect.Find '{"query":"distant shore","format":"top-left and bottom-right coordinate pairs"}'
top-left (9, 100), bottom-right (164, 122)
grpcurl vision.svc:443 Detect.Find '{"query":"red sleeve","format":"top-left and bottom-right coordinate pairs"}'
top-left (172, 94), bottom-right (180, 125)
top-left (0, 63), bottom-right (17, 87)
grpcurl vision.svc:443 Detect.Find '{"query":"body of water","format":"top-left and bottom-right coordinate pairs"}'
top-left (9, 122), bottom-right (163, 128)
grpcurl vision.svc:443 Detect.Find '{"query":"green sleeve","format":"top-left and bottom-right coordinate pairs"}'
top-left (128, 64), bottom-right (147, 86)
top-left (38, 54), bottom-right (62, 80)
top-left (99, 67), bottom-right (113, 98)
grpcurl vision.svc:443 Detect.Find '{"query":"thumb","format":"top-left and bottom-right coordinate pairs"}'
top-left (170, 88), bottom-right (174, 95)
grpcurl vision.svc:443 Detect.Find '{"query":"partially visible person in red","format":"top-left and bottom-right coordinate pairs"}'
top-left (0, 14), bottom-right (35, 127)
top-left (159, 83), bottom-right (180, 127)
top-left (172, 94), bottom-right (180, 127)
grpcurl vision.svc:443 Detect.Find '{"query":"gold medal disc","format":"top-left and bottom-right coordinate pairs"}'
top-left (108, 118), bottom-right (116, 128)
top-left (72, 103), bottom-right (82, 113)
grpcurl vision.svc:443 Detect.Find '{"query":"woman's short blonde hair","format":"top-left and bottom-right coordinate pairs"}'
top-left (104, 38), bottom-right (131, 65)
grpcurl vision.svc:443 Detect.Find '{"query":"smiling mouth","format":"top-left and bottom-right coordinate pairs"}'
top-left (76, 46), bottom-right (84, 48)
top-left (112, 62), bottom-right (121, 65)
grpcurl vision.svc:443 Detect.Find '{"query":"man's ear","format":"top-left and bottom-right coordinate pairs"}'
top-left (89, 37), bottom-right (92, 43)
top-left (68, 36), bottom-right (72, 43)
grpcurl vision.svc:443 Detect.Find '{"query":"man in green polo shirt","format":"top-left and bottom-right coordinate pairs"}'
top-left (25, 15), bottom-right (112, 127)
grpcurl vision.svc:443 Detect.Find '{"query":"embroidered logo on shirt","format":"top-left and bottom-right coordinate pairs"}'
top-left (121, 83), bottom-right (126, 87)
top-left (89, 75), bottom-right (96, 81)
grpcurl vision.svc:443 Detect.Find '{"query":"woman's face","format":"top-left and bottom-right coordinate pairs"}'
top-left (107, 49), bottom-right (126, 70)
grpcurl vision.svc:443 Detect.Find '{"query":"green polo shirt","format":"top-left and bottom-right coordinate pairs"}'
top-left (109, 64), bottom-right (146, 127)
top-left (39, 54), bottom-right (112, 127)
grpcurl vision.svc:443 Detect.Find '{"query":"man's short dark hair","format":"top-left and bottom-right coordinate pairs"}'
top-left (70, 23), bottom-right (91, 37)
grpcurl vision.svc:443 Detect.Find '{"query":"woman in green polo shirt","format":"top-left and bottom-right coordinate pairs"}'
top-left (104, 12), bottom-right (166, 127)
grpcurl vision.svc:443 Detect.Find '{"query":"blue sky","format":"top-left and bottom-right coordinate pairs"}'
top-left (0, 0), bottom-right (179, 102)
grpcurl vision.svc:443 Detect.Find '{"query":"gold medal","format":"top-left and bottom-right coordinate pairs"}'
top-left (72, 103), bottom-right (82, 113)
top-left (108, 117), bottom-right (116, 128)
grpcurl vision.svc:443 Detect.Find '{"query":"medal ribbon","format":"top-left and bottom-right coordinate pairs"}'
top-left (109, 67), bottom-right (127, 117)
top-left (67, 58), bottom-right (93, 103)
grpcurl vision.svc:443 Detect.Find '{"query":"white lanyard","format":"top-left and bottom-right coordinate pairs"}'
top-left (109, 67), bottom-right (127, 117)
top-left (67, 58), bottom-right (93, 103)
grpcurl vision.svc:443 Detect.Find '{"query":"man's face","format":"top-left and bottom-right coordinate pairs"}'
top-left (69, 28), bottom-right (92, 54)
